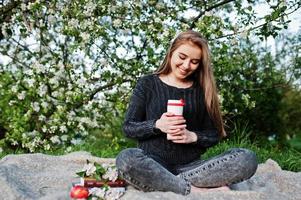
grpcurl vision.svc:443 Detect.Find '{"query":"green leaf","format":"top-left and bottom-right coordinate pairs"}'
top-left (76, 171), bottom-right (86, 177)
top-left (94, 174), bottom-right (101, 180)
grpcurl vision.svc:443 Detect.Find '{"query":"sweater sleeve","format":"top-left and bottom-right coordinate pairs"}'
top-left (122, 78), bottom-right (161, 140)
top-left (192, 107), bottom-right (220, 148)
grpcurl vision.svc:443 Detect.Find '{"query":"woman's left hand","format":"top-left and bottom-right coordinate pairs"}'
top-left (166, 128), bottom-right (197, 144)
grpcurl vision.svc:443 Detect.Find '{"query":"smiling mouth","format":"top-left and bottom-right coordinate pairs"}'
top-left (178, 68), bottom-right (188, 75)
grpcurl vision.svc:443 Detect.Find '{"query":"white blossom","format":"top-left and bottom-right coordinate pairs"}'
top-left (50, 125), bottom-right (58, 132)
top-left (242, 94), bottom-right (251, 102)
top-left (11, 140), bottom-right (18, 145)
top-left (50, 135), bottom-right (61, 144)
top-left (61, 134), bottom-right (68, 141)
top-left (155, 2), bottom-right (164, 10)
top-left (38, 115), bottom-right (46, 121)
top-left (44, 144), bottom-right (51, 151)
top-left (59, 125), bottom-right (68, 133)
top-left (80, 32), bottom-right (90, 41)
top-left (41, 101), bottom-right (49, 109)
top-left (34, 63), bottom-right (47, 74)
top-left (68, 18), bottom-right (79, 28)
top-left (233, 24), bottom-right (239, 33)
top-left (81, 131), bottom-right (89, 136)
top-left (123, 1), bottom-right (130, 8)
top-left (38, 84), bottom-right (48, 97)
top-left (52, 91), bottom-right (59, 98)
top-left (71, 138), bottom-right (82, 145)
top-left (99, 58), bottom-right (108, 67)
top-left (17, 91), bottom-right (26, 100)
top-left (154, 18), bottom-right (161, 24)
top-left (85, 20), bottom-right (94, 30)
top-left (102, 167), bottom-right (118, 182)
top-left (240, 30), bottom-right (248, 38)
top-left (57, 105), bottom-right (64, 111)
top-left (113, 19), bottom-right (122, 28)
top-left (204, 11), bottom-right (213, 17)
top-left (230, 38), bottom-right (238, 45)
top-left (49, 77), bottom-right (59, 86)
top-left (1, 22), bottom-right (8, 38)
top-left (32, 102), bottom-right (40, 112)
top-left (48, 15), bottom-right (56, 25)
top-left (30, 130), bottom-right (38, 136)
top-left (279, 1), bottom-right (286, 8)
top-left (105, 188), bottom-right (126, 200)
top-left (11, 85), bottom-right (18, 93)
top-left (25, 78), bottom-right (35, 87)
top-left (82, 163), bottom-right (96, 176)
top-left (250, 101), bottom-right (256, 108)
top-left (24, 69), bottom-right (34, 76)
top-left (90, 120), bottom-right (98, 128)
top-left (83, 2), bottom-right (96, 16)
top-left (66, 146), bottom-right (72, 152)
top-left (89, 187), bottom-right (106, 199)
top-left (89, 187), bottom-right (125, 200)
top-left (42, 126), bottom-right (47, 133)
top-left (77, 77), bottom-right (86, 87)
top-left (83, 102), bottom-right (93, 110)
top-left (218, 94), bottom-right (224, 104)
top-left (109, 5), bottom-right (117, 13)
top-left (68, 111), bottom-right (76, 117)
top-left (21, 3), bottom-right (28, 11)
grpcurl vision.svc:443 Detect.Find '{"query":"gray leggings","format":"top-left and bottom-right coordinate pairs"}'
top-left (116, 147), bottom-right (257, 195)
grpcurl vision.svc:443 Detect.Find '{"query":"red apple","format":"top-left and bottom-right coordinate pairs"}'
top-left (70, 185), bottom-right (89, 199)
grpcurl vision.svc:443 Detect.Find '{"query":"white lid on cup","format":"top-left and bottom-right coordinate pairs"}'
top-left (167, 99), bottom-right (185, 106)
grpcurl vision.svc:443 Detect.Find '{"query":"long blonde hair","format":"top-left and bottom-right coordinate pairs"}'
top-left (155, 30), bottom-right (226, 138)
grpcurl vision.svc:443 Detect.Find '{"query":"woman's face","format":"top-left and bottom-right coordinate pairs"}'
top-left (169, 42), bottom-right (202, 80)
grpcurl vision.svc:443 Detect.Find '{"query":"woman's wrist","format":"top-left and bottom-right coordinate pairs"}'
top-left (155, 119), bottom-right (159, 129)
top-left (153, 119), bottom-right (161, 133)
top-left (189, 131), bottom-right (198, 143)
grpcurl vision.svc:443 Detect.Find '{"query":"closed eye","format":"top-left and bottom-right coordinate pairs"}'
top-left (179, 55), bottom-right (186, 60)
top-left (192, 60), bottom-right (200, 64)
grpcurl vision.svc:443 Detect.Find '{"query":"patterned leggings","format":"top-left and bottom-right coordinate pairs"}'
top-left (116, 147), bottom-right (258, 195)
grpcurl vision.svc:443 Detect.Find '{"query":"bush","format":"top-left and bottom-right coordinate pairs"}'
top-left (0, 70), bottom-right (109, 152)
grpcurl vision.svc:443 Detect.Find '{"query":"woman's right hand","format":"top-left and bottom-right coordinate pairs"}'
top-left (155, 112), bottom-right (186, 134)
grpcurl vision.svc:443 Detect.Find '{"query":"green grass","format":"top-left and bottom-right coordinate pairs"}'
top-left (202, 137), bottom-right (301, 172)
top-left (202, 123), bottom-right (301, 172)
top-left (1, 127), bottom-right (300, 172)
top-left (72, 125), bottom-right (301, 172)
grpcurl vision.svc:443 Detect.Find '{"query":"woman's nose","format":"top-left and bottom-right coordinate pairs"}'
top-left (183, 59), bottom-right (190, 69)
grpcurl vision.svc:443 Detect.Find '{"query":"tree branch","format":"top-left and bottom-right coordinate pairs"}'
top-left (0, 0), bottom-right (21, 23)
top-left (242, 83), bottom-right (290, 91)
top-left (210, 1), bottom-right (301, 41)
top-left (190, 0), bottom-right (235, 29)
top-left (89, 79), bottom-right (131, 100)
top-left (73, 79), bottom-right (131, 109)
top-left (0, 0), bottom-right (36, 40)
top-left (10, 37), bottom-right (35, 56)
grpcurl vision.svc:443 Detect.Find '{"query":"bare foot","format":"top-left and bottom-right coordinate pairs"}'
top-left (211, 186), bottom-right (231, 191)
top-left (191, 185), bottom-right (231, 193)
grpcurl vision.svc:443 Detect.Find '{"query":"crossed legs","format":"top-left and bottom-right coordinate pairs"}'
top-left (116, 148), bottom-right (257, 195)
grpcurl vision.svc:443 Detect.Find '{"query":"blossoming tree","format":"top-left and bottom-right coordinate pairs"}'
top-left (0, 0), bottom-right (300, 152)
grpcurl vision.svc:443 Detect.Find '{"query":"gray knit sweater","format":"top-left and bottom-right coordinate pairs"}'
top-left (123, 74), bottom-right (220, 165)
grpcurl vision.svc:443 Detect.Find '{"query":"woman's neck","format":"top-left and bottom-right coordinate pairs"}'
top-left (160, 74), bottom-right (193, 88)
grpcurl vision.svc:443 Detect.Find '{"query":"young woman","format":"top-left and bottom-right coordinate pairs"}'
top-left (116, 30), bottom-right (257, 195)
